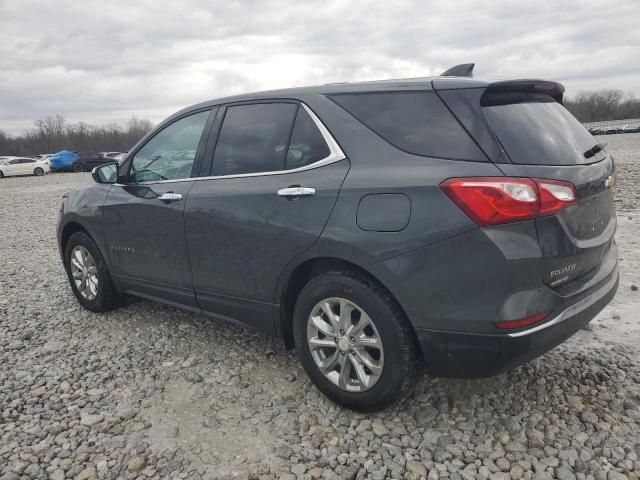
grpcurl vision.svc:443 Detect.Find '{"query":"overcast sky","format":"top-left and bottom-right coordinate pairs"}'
top-left (1, 0), bottom-right (639, 134)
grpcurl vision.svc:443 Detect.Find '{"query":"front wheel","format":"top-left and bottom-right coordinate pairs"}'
top-left (0, 170), bottom-right (4, 178)
top-left (33, 167), bottom-right (44, 176)
top-left (64, 231), bottom-right (121, 312)
top-left (293, 271), bottom-right (420, 412)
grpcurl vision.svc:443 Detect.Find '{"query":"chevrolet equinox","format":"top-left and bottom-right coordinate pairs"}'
top-left (57, 64), bottom-right (619, 411)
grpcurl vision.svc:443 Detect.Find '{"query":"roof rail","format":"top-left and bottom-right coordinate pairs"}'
top-left (440, 63), bottom-right (475, 77)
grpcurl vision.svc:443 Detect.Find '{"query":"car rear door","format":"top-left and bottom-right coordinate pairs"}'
top-left (102, 108), bottom-right (216, 307)
top-left (20, 158), bottom-right (37, 174)
top-left (184, 101), bottom-right (348, 333)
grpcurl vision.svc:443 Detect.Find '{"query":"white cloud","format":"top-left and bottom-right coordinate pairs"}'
top-left (0, 0), bottom-right (639, 134)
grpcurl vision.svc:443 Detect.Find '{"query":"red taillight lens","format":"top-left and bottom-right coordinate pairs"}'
top-left (494, 312), bottom-right (550, 330)
top-left (537, 179), bottom-right (577, 216)
top-left (440, 177), bottom-right (576, 227)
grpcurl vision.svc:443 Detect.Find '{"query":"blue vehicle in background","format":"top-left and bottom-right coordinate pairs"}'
top-left (50, 151), bottom-right (110, 172)
top-left (49, 150), bottom-right (79, 172)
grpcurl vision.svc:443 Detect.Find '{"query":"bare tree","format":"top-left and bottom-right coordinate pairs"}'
top-left (564, 89), bottom-right (640, 122)
top-left (0, 116), bottom-right (154, 156)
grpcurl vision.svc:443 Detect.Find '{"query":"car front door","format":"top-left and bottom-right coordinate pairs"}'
top-left (102, 108), bottom-right (216, 307)
top-left (3, 159), bottom-right (18, 175)
top-left (185, 102), bottom-right (348, 333)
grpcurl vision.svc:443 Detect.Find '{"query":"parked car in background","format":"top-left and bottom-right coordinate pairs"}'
top-left (74, 152), bottom-right (110, 172)
top-left (57, 65), bottom-right (619, 411)
top-left (50, 151), bottom-right (115, 172)
top-left (99, 152), bottom-right (124, 162)
top-left (0, 157), bottom-right (48, 178)
top-left (621, 123), bottom-right (640, 133)
top-left (50, 151), bottom-right (79, 172)
top-left (588, 127), bottom-right (603, 136)
top-left (33, 154), bottom-right (53, 170)
top-left (113, 153), bottom-right (127, 163)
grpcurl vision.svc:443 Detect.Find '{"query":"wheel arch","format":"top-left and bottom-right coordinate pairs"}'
top-left (59, 221), bottom-right (100, 262)
top-left (276, 256), bottom-right (410, 349)
top-left (60, 220), bottom-right (95, 257)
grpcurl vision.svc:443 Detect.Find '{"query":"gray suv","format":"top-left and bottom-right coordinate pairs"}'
top-left (57, 66), bottom-right (619, 411)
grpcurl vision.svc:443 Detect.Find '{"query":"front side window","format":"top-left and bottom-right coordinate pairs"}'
top-left (130, 110), bottom-right (210, 183)
top-left (285, 108), bottom-right (331, 170)
top-left (212, 103), bottom-right (298, 176)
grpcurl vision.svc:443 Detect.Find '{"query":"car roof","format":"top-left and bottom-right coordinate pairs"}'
top-left (173, 75), bottom-right (562, 120)
top-left (184, 75), bottom-right (485, 109)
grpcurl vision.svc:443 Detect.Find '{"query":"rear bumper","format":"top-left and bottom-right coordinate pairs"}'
top-left (416, 268), bottom-right (619, 378)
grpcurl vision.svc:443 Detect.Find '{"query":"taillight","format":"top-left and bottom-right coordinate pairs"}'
top-left (537, 180), bottom-right (577, 216)
top-left (440, 177), bottom-right (576, 227)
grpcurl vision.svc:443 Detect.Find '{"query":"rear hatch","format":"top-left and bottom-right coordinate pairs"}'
top-left (479, 83), bottom-right (616, 289)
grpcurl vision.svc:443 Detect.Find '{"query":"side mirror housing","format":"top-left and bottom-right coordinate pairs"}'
top-left (91, 162), bottom-right (118, 184)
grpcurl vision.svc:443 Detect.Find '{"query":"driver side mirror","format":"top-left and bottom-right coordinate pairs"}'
top-left (92, 162), bottom-right (118, 184)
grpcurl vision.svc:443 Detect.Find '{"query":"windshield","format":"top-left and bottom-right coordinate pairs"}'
top-left (483, 100), bottom-right (602, 165)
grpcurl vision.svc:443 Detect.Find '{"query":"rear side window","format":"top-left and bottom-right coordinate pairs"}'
top-left (330, 91), bottom-right (485, 161)
top-left (285, 108), bottom-right (331, 170)
top-left (483, 98), bottom-right (600, 165)
top-left (212, 103), bottom-right (297, 176)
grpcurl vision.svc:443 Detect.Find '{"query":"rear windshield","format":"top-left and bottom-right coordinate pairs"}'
top-left (483, 98), bottom-right (600, 165)
top-left (330, 91), bottom-right (486, 161)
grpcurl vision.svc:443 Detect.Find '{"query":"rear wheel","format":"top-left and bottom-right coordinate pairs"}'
top-left (64, 231), bottom-right (121, 312)
top-left (72, 163), bottom-right (83, 173)
top-left (293, 271), bottom-right (420, 412)
top-left (33, 167), bottom-right (44, 176)
top-left (0, 170), bottom-right (4, 178)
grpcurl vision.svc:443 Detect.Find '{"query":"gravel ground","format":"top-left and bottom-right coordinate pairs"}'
top-left (1, 134), bottom-right (639, 480)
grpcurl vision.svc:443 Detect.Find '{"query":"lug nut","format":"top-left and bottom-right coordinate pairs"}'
top-left (340, 329), bottom-right (344, 335)
top-left (350, 337), bottom-right (355, 343)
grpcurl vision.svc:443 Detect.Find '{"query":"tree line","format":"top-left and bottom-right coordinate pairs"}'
top-left (563, 89), bottom-right (640, 123)
top-left (0, 116), bottom-right (154, 156)
top-left (1, 88), bottom-right (639, 156)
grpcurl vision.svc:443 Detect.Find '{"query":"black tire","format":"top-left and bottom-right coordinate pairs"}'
top-left (64, 231), bottom-right (122, 312)
top-left (34, 167), bottom-right (44, 176)
top-left (72, 163), bottom-right (83, 173)
top-left (293, 271), bottom-right (420, 412)
top-left (0, 170), bottom-right (4, 178)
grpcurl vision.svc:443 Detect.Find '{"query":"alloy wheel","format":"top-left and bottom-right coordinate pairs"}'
top-left (306, 297), bottom-right (384, 392)
top-left (70, 245), bottom-right (99, 301)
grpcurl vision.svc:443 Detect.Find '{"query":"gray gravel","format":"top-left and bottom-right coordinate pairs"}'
top-left (1, 134), bottom-right (640, 480)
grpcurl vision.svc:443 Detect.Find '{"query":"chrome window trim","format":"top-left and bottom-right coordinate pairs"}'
top-left (117, 103), bottom-right (346, 186)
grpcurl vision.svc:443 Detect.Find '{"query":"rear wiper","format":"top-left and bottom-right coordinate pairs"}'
top-left (584, 142), bottom-right (607, 159)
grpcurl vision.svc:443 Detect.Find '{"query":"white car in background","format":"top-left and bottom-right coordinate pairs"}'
top-left (113, 152), bottom-right (127, 163)
top-left (33, 154), bottom-right (54, 168)
top-left (0, 157), bottom-right (48, 178)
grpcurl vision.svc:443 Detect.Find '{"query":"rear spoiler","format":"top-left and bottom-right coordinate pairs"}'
top-left (481, 80), bottom-right (565, 105)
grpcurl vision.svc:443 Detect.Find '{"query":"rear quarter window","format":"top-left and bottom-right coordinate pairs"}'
top-left (329, 91), bottom-right (486, 161)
